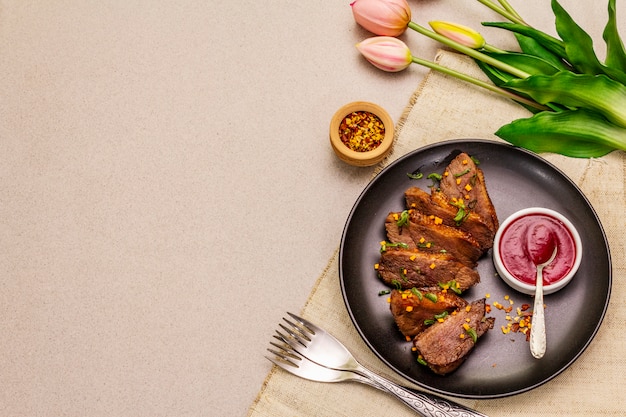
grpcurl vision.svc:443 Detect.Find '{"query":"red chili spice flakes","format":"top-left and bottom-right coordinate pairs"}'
top-left (494, 295), bottom-right (537, 342)
top-left (338, 111), bottom-right (385, 152)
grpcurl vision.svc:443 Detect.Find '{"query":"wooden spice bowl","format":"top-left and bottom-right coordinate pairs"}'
top-left (329, 101), bottom-right (394, 167)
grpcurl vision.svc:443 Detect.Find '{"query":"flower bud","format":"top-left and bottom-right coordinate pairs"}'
top-left (429, 21), bottom-right (486, 49)
top-left (351, 0), bottom-right (411, 37)
top-left (356, 36), bottom-right (412, 72)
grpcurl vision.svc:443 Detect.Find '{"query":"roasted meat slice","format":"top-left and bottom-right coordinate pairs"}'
top-left (405, 186), bottom-right (495, 251)
top-left (385, 211), bottom-right (483, 267)
top-left (377, 247), bottom-right (480, 291)
top-left (439, 152), bottom-right (499, 234)
top-left (384, 212), bottom-right (417, 250)
top-left (389, 288), bottom-right (468, 339)
top-left (413, 298), bottom-right (495, 375)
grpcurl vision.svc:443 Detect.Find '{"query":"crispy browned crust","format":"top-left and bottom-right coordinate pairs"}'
top-left (377, 247), bottom-right (480, 291)
top-left (413, 298), bottom-right (495, 375)
top-left (439, 152), bottom-right (499, 233)
top-left (405, 186), bottom-right (495, 250)
top-left (384, 211), bottom-right (482, 267)
top-left (389, 288), bottom-right (468, 339)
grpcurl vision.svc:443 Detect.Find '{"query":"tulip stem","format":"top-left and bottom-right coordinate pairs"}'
top-left (408, 21), bottom-right (532, 79)
top-left (483, 43), bottom-right (507, 54)
top-left (410, 55), bottom-right (549, 111)
top-left (477, 0), bottom-right (529, 26)
top-left (496, 0), bottom-right (527, 24)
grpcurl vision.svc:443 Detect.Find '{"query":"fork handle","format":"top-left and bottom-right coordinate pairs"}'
top-left (357, 366), bottom-right (488, 417)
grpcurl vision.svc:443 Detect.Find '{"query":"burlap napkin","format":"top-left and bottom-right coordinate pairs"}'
top-left (247, 50), bottom-right (626, 417)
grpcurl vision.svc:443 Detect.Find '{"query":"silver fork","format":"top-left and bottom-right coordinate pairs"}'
top-left (266, 336), bottom-right (378, 388)
top-left (276, 312), bottom-right (488, 417)
top-left (266, 336), bottom-right (456, 417)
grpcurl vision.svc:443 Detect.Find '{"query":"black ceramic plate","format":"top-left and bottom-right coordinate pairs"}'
top-left (339, 139), bottom-right (611, 399)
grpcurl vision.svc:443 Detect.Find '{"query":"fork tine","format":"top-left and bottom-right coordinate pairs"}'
top-left (286, 312), bottom-right (318, 335)
top-left (282, 317), bottom-right (313, 340)
top-left (274, 329), bottom-right (295, 345)
top-left (277, 324), bottom-right (310, 347)
top-left (265, 354), bottom-right (299, 370)
top-left (266, 346), bottom-right (302, 365)
top-left (271, 334), bottom-right (290, 347)
top-left (269, 340), bottom-right (300, 359)
top-left (267, 338), bottom-right (305, 366)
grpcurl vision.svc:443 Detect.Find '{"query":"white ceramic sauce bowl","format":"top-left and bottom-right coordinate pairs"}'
top-left (493, 207), bottom-right (582, 295)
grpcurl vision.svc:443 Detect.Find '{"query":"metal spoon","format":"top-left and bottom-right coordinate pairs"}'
top-left (527, 225), bottom-right (557, 359)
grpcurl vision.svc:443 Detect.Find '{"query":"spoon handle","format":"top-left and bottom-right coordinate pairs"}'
top-left (530, 267), bottom-right (546, 359)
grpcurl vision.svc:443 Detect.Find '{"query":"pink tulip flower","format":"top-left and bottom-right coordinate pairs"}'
top-left (356, 36), bottom-right (412, 72)
top-left (429, 21), bottom-right (486, 49)
top-left (350, 0), bottom-right (411, 37)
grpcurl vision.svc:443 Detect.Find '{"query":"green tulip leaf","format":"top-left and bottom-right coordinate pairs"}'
top-left (552, 0), bottom-right (602, 74)
top-left (482, 51), bottom-right (561, 76)
top-left (552, 0), bottom-right (626, 84)
top-left (473, 60), bottom-right (541, 113)
top-left (473, 60), bottom-right (566, 113)
top-left (495, 109), bottom-right (625, 158)
top-left (513, 33), bottom-right (571, 71)
top-left (474, 59), bottom-right (515, 85)
top-left (602, 0), bottom-right (626, 72)
top-left (504, 71), bottom-right (626, 128)
top-left (482, 21), bottom-right (567, 60)
top-left (476, 66), bottom-right (542, 113)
